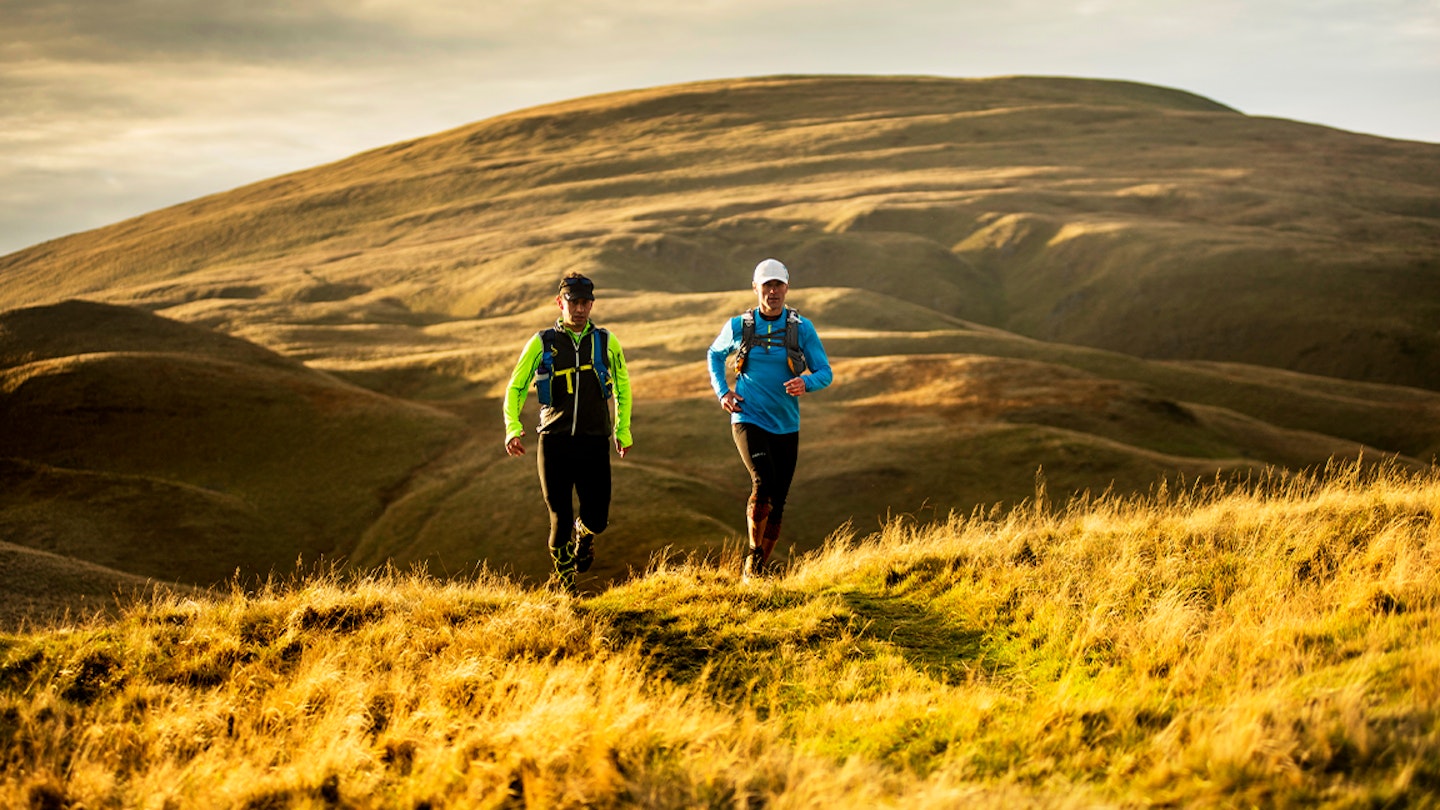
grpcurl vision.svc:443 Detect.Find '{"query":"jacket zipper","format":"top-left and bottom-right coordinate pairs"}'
top-left (570, 329), bottom-right (585, 436)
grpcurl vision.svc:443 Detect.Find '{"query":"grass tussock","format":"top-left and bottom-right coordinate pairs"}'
top-left (2, 460), bottom-right (1437, 808)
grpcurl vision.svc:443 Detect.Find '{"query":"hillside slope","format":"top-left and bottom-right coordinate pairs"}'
top-left (0, 301), bottom-right (468, 586)
top-left (3, 296), bottom-right (1436, 613)
top-left (3, 75), bottom-right (1438, 389)
top-left (2, 465), bottom-right (1436, 807)
top-left (0, 75), bottom-right (1437, 604)
top-left (0, 539), bottom-right (185, 629)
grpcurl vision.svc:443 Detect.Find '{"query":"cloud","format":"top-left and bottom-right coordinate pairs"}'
top-left (3, 0), bottom-right (422, 63)
top-left (2, 0), bottom-right (1437, 255)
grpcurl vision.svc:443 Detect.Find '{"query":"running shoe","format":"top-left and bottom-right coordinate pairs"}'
top-left (573, 519), bottom-right (595, 573)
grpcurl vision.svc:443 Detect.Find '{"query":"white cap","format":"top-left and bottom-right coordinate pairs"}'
top-left (753, 258), bottom-right (789, 285)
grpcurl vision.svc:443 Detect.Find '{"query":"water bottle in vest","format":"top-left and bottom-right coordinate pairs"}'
top-left (535, 345), bottom-right (555, 406)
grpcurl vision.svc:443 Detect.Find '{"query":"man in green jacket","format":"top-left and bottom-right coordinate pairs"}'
top-left (503, 272), bottom-right (633, 593)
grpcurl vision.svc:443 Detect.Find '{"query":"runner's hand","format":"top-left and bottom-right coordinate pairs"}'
top-left (720, 392), bottom-right (744, 413)
top-left (784, 376), bottom-right (807, 396)
top-left (505, 435), bottom-right (526, 456)
top-left (616, 439), bottom-right (631, 459)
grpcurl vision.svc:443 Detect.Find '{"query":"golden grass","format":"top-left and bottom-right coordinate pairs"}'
top-left (0, 83), bottom-right (1434, 806)
top-left (3, 460), bottom-right (1435, 808)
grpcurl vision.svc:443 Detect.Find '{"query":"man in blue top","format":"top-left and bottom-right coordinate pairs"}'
top-left (708, 258), bottom-right (833, 580)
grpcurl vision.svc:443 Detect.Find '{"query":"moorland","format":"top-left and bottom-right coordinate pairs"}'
top-left (2, 461), bottom-right (1436, 807)
top-left (2, 74), bottom-right (1438, 621)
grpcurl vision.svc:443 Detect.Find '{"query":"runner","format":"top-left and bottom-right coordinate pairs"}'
top-left (707, 258), bottom-right (833, 580)
top-left (503, 272), bottom-right (633, 593)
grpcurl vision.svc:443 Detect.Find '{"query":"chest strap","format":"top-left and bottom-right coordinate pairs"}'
top-left (552, 363), bottom-right (593, 394)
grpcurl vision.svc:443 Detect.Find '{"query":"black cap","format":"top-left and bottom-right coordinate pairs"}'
top-left (559, 276), bottom-right (595, 301)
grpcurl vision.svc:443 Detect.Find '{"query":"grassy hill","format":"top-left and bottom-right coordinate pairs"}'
top-left (0, 75), bottom-right (1438, 613)
top-left (0, 539), bottom-right (185, 630)
top-left (4, 75), bottom-right (1437, 388)
top-left (2, 462), bottom-right (1435, 808)
top-left (3, 292), bottom-right (1436, 621)
top-left (0, 301), bottom-right (470, 586)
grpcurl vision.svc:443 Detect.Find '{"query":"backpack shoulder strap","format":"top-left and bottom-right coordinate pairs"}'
top-left (732, 309), bottom-right (758, 373)
top-left (535, 328), bottom-right (559, 405)
top-left (783, 308), bottom-right (807, 375)
top-left (590, 327), bottom-right (613, 400)
top-left (590, 326), bottom-right (609, 370)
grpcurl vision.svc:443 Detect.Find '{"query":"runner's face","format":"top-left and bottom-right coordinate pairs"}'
top-left (558, 295), bottom-right (593, 330)
top-left (754, 280), bottom-right (787, 316)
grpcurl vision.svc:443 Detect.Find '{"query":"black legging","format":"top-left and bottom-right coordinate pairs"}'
top-left (731, 423), bottom-right (799, 524)
top-left (537, 433), bottom-right (611, 553)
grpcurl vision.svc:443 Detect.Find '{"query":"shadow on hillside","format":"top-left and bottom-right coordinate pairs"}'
top-left (839, 591), bottom-right (986, 686)
top-left (590, 599), bottom-right (830, 714)
top-left (589, 585), bottom-right (986, 705)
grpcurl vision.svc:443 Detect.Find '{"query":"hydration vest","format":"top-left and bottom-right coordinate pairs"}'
top-left (535, 326), bottom-right (612, 406)
top-left (731, 308), bottom-right (807, 376)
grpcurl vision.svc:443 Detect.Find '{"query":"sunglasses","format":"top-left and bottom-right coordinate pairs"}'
top-left (559, 277), bottom-right (595, 298)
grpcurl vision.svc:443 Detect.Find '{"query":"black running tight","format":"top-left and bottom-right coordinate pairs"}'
top-left (731, 423), bottom-right (799, 524)
top-left (537, 433), bottom-right (611, 552)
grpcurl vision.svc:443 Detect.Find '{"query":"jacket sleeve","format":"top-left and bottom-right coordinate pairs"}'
top-left (502, 334), bottom-right (545, 442)
top-left (607, 331), bottom-right (633, 448)
top-left (799, 318), bottom-right (833, 393)
top-left (707, 317), bottom-right (738, 398)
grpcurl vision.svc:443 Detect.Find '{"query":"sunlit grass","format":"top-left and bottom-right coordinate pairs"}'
top-left (3, 459), bottom-right (1437, 808)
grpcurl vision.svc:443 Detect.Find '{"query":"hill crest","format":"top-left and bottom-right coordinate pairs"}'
top-left (4, 75), bottom-right (1434, 387)
top-left (0, 299), bottom-right (301, 371)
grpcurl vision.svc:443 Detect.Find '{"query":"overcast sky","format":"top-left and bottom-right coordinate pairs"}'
top-left (2, 0), bottom-right (1437, 256)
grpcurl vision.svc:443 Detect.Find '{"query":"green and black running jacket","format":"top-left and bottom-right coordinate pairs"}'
top-left (503, 321), bottom-right (633, 446)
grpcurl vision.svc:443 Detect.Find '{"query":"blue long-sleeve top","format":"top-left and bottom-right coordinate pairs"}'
top-left (707, 308), bottom-right (833, 435)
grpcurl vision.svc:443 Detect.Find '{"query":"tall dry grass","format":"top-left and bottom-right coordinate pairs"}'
top-left (2, 460), bottom-right (1436, 808)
